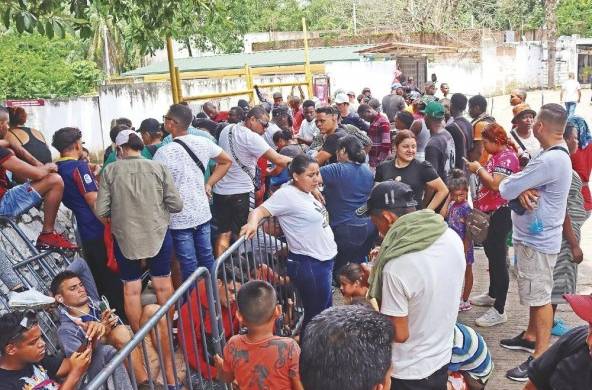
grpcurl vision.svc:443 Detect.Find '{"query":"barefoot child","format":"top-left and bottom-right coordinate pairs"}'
top-left (214, 280), bottom-right (303, 390)
top-left (440, 169), bottom-right (474, 312)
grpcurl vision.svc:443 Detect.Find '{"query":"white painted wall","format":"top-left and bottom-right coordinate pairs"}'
top-left (325, 60), bottom-right (397, 99)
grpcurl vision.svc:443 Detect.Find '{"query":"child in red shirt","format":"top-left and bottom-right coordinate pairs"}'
top-left (214, 280), bottom-right (303, 390)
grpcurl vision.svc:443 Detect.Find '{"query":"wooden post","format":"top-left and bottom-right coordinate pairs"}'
top-left (302, 18), bottom-right (313, 98)
top-left (166, 37), bottom-right (179, 104)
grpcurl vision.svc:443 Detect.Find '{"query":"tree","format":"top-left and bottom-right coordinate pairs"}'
top-left (557, 0), bottom-right (592, 36)
top-left (0, 33), bottom-right (102, 100)
top-left (545, 0), bottom-right (558, 88)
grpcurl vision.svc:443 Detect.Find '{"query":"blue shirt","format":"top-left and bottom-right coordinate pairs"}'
top-left (499, 144), bottom-right (572, 254)
top-left (320, 162), bottom-right (373, 226)
top-left (341, 113), bottom-right (369, 132)
top-left (56, 159), bottom-right (104, 242)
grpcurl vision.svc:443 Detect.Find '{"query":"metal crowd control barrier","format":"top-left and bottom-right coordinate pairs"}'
top-left (86, 267), bottom-right (224, 390)
top-left (213, 217), bottom-right (303, 344)
top-left (0, 216), bottom-right (73, 355)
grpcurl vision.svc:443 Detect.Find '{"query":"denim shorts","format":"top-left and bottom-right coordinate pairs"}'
top-left (0, 182), bottom-right (42, 218)
top-left (114, 230), bottom-right (173, 282)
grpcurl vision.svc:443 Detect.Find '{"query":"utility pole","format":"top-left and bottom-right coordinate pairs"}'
top-left (545, 0), bottom-right (558, 88)
top-left (352, 1), bottom-right (357, 35)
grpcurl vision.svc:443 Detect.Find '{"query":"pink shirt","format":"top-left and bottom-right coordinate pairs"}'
top-left (474, 148), bottom-right (520, 212)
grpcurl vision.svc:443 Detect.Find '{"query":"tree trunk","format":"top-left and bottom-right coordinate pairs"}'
top-left (545, 0), bottom-right (558, 88)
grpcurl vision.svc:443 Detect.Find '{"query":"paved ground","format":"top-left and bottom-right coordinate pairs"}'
top-left (458, 215), bottom-right (592, 389)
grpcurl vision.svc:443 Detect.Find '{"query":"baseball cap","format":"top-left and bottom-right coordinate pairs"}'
top-left (334, 93), bottom-right (350, 105)
top-left (346, 91), bottom-right (356, 97)
top-left (391, 82), bottom-right (402, 90)
top-left (115, 129), bottom-right (142, 147)
top-left (563, 294), bottom-right (592, 325)
top-left (511, 103), bottom-right (536, 124)
top-left (424, 101), bottom-right (445, 119)
top-left (356, 181), bottom-right (418, 217)
top-left (272, 92), bottom-right (283, 99)
top-left (137, 118), bottom-right (161, 134)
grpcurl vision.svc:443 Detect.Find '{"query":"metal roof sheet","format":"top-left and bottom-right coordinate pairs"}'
top-left (123, 45), bottom-right (373, 76)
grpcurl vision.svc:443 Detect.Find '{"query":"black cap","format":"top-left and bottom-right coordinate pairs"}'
top-left (137, 118), bottom-right (161, 134)
top-left (356, 180), bottom-right (418, 217)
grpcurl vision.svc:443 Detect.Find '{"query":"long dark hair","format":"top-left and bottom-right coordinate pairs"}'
top-left (337, 135), bottom-right (366, 163)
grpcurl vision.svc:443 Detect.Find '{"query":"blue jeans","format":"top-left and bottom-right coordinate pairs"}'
top-left (565, 101), bottom-right (576, 117)
top-left (171, 221), bottom-right (215, 281)
top-left (0, 182), bottom-right (42, 218)
top-left (286, 252), bottom-right (334, 333)
top-left (332, 218), bottom-right (377, 278)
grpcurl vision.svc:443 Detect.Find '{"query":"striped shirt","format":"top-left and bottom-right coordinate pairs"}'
top-left (449, 323), bottom-right (493, 382)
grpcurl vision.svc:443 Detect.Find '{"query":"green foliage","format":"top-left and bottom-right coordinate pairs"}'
top-left (0, 33), bottom-right (103, 100)
top-left (557, 0), bottom-right (592, 36)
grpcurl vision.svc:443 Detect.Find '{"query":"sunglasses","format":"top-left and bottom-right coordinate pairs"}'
top-left (257, 119), bottom-right (269, 129)
top-left (162, 115), bottom-right (178, 124)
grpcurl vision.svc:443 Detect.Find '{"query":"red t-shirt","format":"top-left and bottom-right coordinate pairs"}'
top-left (180, 280), bottom-right (239, 379)
top-left (222, 335), bottom-right (300, 390)
top-left (213, 111), bottom-right (229, 123)
top-left (571, 145), bottom-right (592, 210)
top-left (368, 114), bottom-right (391, 167)
top-left (474, 148), bottom-right (520, 212)
top-left (292, 109), bottom-right (304, 132)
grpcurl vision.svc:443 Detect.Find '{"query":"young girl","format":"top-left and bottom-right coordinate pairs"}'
top-left (337, 263), bottom-right (379, 311)
top-left (440, 169), bottom-right (474, 312)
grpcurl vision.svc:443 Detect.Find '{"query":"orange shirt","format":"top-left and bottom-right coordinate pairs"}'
top-left (223, 334), bottom-right (300, 389)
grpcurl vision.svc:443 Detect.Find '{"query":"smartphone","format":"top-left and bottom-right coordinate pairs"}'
top-left (98, 296), bottom-right (110, 313)
top-left (77, 337), bottom-right (91, 353)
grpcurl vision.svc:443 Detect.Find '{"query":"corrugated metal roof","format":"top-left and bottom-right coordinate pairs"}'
top-left (123, 45), bottom-right (374, 76)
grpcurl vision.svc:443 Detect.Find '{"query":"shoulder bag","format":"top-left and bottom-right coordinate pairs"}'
top-left (228, 125), bottom-right (262, 191)
top-left (173, 138), bottom-right (205, 175)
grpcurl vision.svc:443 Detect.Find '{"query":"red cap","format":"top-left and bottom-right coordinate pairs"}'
top-left (563, 294), bottom-right (592, 325)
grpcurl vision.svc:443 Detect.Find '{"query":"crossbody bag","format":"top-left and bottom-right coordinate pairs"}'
top-left (173, 138), bottom-right (205, 175)
top-left (228, 125), bottom-right (262, 190)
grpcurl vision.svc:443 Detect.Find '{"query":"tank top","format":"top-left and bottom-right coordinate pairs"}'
top-left (9, 127), bottom-right (52, 164)
top-left (415, 120), bottom-right (430, 162)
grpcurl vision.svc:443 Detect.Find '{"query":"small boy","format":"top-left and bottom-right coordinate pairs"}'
top-left (214, 280), bottom-right (303, 390)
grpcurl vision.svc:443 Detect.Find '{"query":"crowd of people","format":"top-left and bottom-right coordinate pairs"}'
top-left (0, 75), bottom-right (591, 390)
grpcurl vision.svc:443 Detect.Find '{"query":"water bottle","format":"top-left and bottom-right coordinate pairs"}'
top-left (528, 206), bottom-right (544, 235)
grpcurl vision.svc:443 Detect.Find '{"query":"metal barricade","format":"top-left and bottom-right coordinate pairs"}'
top-left (0, 216), bottom-right (74, 355)
top-left (213, 217), bottom-right (303, 345)
top-left (86, 267), bottom-right (224, 390)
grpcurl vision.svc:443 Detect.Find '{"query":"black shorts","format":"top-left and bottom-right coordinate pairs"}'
top-left (212, 192), bottom-right (250, 234)
top-left (390, 364), bottom-right (448, 390)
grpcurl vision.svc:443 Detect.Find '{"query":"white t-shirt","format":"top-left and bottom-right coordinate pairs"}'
top-left (214, 124), bottom-right (270, 195)
top-left (562, 79), bottom-right (581, 103)
top-left (264, 123), bottom-right (282, 148)
top-left (153, 134), bottom-right (222, 229)
top-left (298, 119), bottom-right (319, 143)
top-left (513, 130), bottom-right (542, 159)
top-left (381, 228), bottom-right (466, 380)
top-left (263, 184), bottom-right (337, 260)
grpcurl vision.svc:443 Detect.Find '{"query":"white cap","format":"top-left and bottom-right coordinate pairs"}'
top-left (334, 93), bottom-right (349, 104)
top-left (115, 129), bottom-right (141, 147)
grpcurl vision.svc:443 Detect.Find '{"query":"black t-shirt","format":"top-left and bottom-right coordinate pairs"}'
top-left (529, 325), bottom-right (592, 390)
top-left (425, 130), bottom-right (456, 180)
top-left (321, 130), bottom-right (347, 164)
top-left (445, 117), bottom-right (473, 170)
top-left (374, 159), bottom-right (439, 208)
top-left (0, 146), bottom-right (14, 198)
top-left (0, 354), bottom-right (63, 390)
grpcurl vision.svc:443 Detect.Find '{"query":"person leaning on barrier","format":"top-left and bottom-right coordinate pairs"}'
top-left (300, 305), bottom-right (393, 390)
top-left (50, 262), bottom-right (149, 389)
top-left (0, 310), bottom-right (91, 390)
top-left (241, 154), bottom-right (337, 333)
top-left (179, 264), bottom-right (244, 383)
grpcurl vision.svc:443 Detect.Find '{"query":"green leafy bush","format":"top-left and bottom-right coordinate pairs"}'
top-left (0, 33), bottom-right (103, 100)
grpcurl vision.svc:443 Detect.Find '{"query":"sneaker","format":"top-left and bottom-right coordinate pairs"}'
top-left (506, 355), bottom-right (534, 382)
top-left (500, 331), bottom-right (535, 353)
top-left (475, 307), bottom-right (508, 327)
top-left (551, 319), bottom-right (570, 337)
top-left (8, 289), bottom-right (55, 309)
top-left (459, 301), bottom-right (472, 312)
top-left (469, 292), bottom-right (495, 307)
top-left (36, 231), bottom-right (78, 250)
